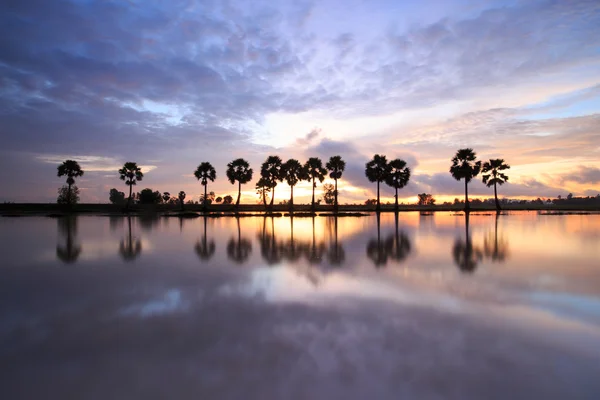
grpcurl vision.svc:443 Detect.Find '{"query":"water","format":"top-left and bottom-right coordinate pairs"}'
top-left (1, 212), bottom-right (600, 399)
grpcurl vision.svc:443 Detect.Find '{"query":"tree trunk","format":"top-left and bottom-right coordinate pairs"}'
top-left (334, 178), bottom-right (338, 213)
top-left (290, 185), bottom-right (294, 210)
top-left (127, 183), bottom-right (133, 211)
top-left (180, 198), bottom-right (184, 211)
top-left (311, 176), bottom-right (315, 211)
top-left (67, 182), bottom-right (72, 207)
top-left (204, 184), bottom-right (208, 211)
top-left (464, 179), bottom-right (470, 211)
top-left (262, 189), bottom-right (267, 207)
top-left (394, 187), bottom-right (398, 211)
top-left (270, 184), bottom-right (275, 207)
top-left (494, 182), bottom-right (501, 211)
top-left (236, 181), bottom-right (241, 207)
top-left (376, 181), bottom-right (381, 212)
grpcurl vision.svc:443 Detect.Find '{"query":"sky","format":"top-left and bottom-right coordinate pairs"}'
top-left (1, 0), bottom-right (600, 204)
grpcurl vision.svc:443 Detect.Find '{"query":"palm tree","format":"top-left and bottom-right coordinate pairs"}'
top-left (178, 191), bottom-right (186, 211)
top-left (195, 217), bottom-right (215, 261)
top-left (256, 177), bottom-right (273, 209)
top-left (325, 156), bottom-right (346, 212)
top-left (282, 158), bottom-right (306, 209)
top-left (194, 162), bottom-right (216, 210)
top-left (118, 162), bottom-right (144, 211)
top-left (57, 160), bottom-right (84, 207)
top-left (226, 158), bottom-right (253, 209)
top-left (162, 192), bottom-right (170, 203)
top-left (385, 159), bottom-right (411, 211)
top-left (450, 148), bottom-right (482, 211)
top-left (365, 154), bottom-right (389, 212)
top-left (304, 157), bottom-right (327, 211)
top-left (260, 156), bottom-right (283, 208)
top-left (482, 159), bottom-right (510, 211)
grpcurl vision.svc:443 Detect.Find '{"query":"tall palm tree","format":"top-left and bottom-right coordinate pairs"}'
top-left (450, 148), bottom-right (481, 211)
top-left (325, 155), bottom-right (346, 212)
top-left (260, 156), bottom-right (283, 208)
top-left (194, 162), bottom-right (216, 209)
top-left (365, 154), bottom-right (389, 212)
top-left (304, 157), bottom-right (327, 211)
top-left (57, 160), bottom-right (84, 207)
top-left (482, 159), bottom-right (510, 211)
top-left (118, 162), bottom-right (144, 211)
top-left (226, 158), bottom-right (253, 209)
top-left (385, 158), bottom-right (411, 211)
top-left (282, 158), bottom-right (306, 209)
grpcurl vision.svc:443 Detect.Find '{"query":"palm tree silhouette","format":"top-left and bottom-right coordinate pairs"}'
top-left (385, 213), bottom-right (411, 263)
top-left (118, 162), bottom-right (144, 211)
top-left (227, 217), bottom-right (252, 264)
top-left (482, 159), bottom-right (510, 211)
top-left (304, 157), bottom-right (327, 211)
top-left (385, 159), bottom-right (411, 211)
top-left (483, 212), bottom-right (509, 262)
top-left (260, 156), bottom-right (284, 208)
top-left (255, 177), bottom-right (273, 209)
top-left (56, 216), bottom-right (81, 264)
top-left (119, 216), bottom-right (142, 261)
top-left (452, 213), bottom-right (482, 273)
top-left (57, 160), bottom-right (84, 207)
top-left (195, 217), bottom-right (215, 262)
top-left (450, 149), bottom-right (481, 211)
top-left (367, 212), bottom-right (387, 267)
top-left (326, 156), bottom-right (346, 213)
top-left (365, 154), bottom-right (389, 212)
top-left (178, 191), bottom-right (186, 211)
top-left (327, 216), bottom-right (345, 266)
top-left (226, 158), bottom-right (253, 209)
top-left (194, 162), bottom-right (216, 210)
top-left (282, 158), bottom-right (307, 210)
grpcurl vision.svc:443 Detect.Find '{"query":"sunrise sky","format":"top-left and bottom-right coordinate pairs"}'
top-left (1, 0), bottom-right (599, 204)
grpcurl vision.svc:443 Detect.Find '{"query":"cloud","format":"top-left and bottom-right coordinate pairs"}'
top-left (295, 127), bottom-right (321, 146)
top-left (561, 166), bottom-right (600, 185)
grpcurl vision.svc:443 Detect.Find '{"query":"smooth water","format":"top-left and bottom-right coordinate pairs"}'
top-left (1, 212), bottom-right (600, 399)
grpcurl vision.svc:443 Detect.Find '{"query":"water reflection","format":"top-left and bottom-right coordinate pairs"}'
top-left (257, 216), bottom-right (283, 265)
top-left (195, 217), bottom-right (215, 262)
top-left (385, 213), bottom-right (411, 264)
top-left (366, 213), bottom-right (387, 267)
top-left (119, 216), bottom-right (142, 262)
top-left (483, 212), bottom-right (509, 262)
top-left (226, 217), bottom-right (252, 264)
top-left (452, 212), bottom-right (483, 273)
top-left (279, 216), bottom-right (304, 262)
top-left (56, 216), bottom-right (81, 264)
top-left (326, 216), bottom-right (345, 265)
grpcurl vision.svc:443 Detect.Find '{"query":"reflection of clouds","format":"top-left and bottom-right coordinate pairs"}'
top-left (119, 289), bottom-right (188, 318)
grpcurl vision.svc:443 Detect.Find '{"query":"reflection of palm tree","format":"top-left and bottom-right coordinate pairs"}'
top-left (385, 213), bottom-right (411, 263)
top-left (257, 216), bottom-right (282, 265)
top-left (452, 213), bottom-right (482, 273)
top-left (367, 213), bottom-right (387, 267)
top-left (483, 212), bottom-right (509, 262)
top-left (120, 216), bottom-right (142, 261)
top-left (327, 216), bottom-right (345, 265)
top-left (227, 217), bottom-right (252, 264)
top-left (195, 217), bottom-right (215, 262)
top-left (138, 213), bottom-right (160, 232)
top-left (56, 216), bottom-right (81, 264)
top-left (281, 216), bottom-right (304, 262)
top-left (306, 216), bottom-right (326, 264)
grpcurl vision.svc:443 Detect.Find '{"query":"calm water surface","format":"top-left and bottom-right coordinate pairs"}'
top-left (1, 212), bottom-right (600, 399)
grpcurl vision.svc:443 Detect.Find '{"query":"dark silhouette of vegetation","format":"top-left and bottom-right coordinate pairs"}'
top-left (215, 196), bottom-right (223, 203)
top-left (227, 217), bottom-right (252, 264)
top-left (366, 212), bottom-right (387, 266)
top-left (195, 217), bottom-right (215, 261)
top-left (56, 216), bottom-right (81, 264)
top-left (223, 195), bottom-right (233, 204)
top-left (417, 193), bottom-right (436, 205)
top-left (57, 185), bottom-right (80, 205)
top-left (119, 162), bottom-right (144, 211)
top-left (260, 156), bottom-right (284, 208)
top-left (450, 148), bottom-right (481, 211)
top-left (385, 213), bottom-right (411, 263)
top-left (326, 155), bottom-right (346, 212)
top-left (304, 157), bottom-right (327, 211)
top-left (194, 162), bottom-right (216, 210)
top-left (256, 177), bottom-right (273, 208)
top-left (109, 188), bottom-right (126, 205)
top-left (178, 191), bottom-right (186, 211)
top-left (226, 158), bottom-right (253, 209)
top-left (120, 216), bottom-right (142, 261)
top-left (482, 159), bottom-right (510, 211)
top-left (452, 213), bottom-right (482, 273)
top-left (483, 212), bottom-right (509, 262)
top-left (57, 160), bottom-right (84, 207)
top-left (385, 158), bottom-right (411, 211)
top-left (323, 183), bottom-right (335, 205)
top-left (365, 154), bottom-right (389, 212)
top-left (137, 188), bottom-right (162, 204)
top-left (162, 192), bottom-right (171, 203)
top-left (282, 158), bottom-right (307, 209)
top-left (200, 191), bottom-right (216, 205)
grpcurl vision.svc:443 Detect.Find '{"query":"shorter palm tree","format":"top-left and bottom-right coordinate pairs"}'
top-left (57, 160), bottom-right (84, 206)
top-left (178, 191), bottom-right (186, 211)
top-left (385, 158), bottom-right (411, 211)
top-left (304, 157), bottom-right (327, 211)
top-left (118, 162), bottom-right (144, 210)
top-left (194, 162), bottom-right (216, 209)
top-left (282, 158), bottom-right (307, 208)
top-left (326, 156), bottom-right (346, 212)
top-left (256, 177), bottom-right (274, 209)
top-left (260, 156), bottom-right (283, 208)
top-left (482, 159), bottom-right (510, 211)
top-left (226, 158), bottom-right (253, 208)
top-left (365, 154), bottom-right (389, 211)
top-left (449, 148), bottom-right (481, 211)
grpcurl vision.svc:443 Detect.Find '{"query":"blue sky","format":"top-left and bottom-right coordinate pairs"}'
top-left (1, 0), bottom-right (599, 203)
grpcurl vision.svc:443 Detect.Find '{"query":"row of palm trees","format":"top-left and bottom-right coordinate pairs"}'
top-left (56, 148), bottom-right (509, 211)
